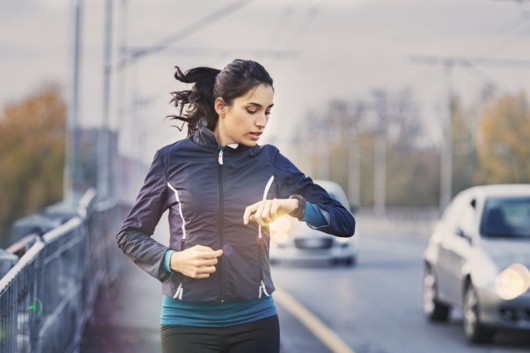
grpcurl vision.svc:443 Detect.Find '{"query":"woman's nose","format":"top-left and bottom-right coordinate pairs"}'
top-left (256, 113), bottom-right (268, 128)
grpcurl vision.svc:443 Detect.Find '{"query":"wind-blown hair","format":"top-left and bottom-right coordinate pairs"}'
top-left (168, 59), bottom-right (274, 136)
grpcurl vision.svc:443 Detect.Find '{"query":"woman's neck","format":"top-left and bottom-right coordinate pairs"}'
top-left (213, 125), bottom-right (234, 147)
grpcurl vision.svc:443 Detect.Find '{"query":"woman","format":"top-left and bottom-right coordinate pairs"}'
top-left (116, 59), bottom-right (355, 353)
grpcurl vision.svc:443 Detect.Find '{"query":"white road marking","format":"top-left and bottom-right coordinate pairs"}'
top-left (274, 288), bottom-right (356, 353)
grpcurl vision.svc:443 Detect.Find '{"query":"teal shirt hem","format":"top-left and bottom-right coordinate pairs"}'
top-left (161, 295), bottom-right (277, 327)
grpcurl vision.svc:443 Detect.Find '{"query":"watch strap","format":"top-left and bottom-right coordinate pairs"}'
top-left (288, 194), bottom-right (306, 220)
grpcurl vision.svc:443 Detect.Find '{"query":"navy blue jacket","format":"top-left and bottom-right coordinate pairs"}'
top-left (116, 127), bottom-right (355, 303)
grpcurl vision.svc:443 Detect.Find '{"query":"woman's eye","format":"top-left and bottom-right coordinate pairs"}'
top-left (265, 111), bottom-right (271, 116)
top-left (247, 109), bottom-right (257, 114)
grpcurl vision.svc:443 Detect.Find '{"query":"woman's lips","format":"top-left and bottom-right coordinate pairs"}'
top-left (249, 131), bottom-right (262, 140)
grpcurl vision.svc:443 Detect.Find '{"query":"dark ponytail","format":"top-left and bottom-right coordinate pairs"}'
top-left (168, 66), bottom-right (220, 136)
top-left (169, 59), bottom-right (274, 136)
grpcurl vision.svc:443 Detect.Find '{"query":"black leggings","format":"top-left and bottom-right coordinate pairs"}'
top-left (160, 315), bottom-right (280, 353)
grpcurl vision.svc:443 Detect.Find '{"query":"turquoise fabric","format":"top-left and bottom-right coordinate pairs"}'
top-left (160, 295), bottom-right (277, 327)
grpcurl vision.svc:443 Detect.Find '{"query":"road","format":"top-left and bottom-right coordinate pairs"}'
top-left (272, 230), bottom-right (530, 353)
top-left (81, 223), bottom-right (530, 353)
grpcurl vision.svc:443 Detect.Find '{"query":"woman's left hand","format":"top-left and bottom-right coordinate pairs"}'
top-left (243, 198), bottom-right (298, 227)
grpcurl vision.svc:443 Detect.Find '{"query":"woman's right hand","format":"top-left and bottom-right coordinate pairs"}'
top-left (170, 245), bottom-right (223, 279)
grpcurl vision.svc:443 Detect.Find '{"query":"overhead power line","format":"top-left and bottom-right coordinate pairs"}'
top-left (410, 55), bottom-right (530, 69)
top-left (123, 46), bottom-right (300, 60)
top-left (494, 0), bottom-right (530, 4)
top-left (112, 0), bottom-right (255, 73)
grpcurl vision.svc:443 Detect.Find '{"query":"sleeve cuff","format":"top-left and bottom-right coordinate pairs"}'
top-left (301, 201), bottom-right (330, 228)
top-left (163, 249), bottom-right (175, 273)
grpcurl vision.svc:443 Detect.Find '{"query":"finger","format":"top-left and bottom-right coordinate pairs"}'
top-left (260, 200), bottom-right (274, 224)
top-left (194, 272), bottom-right (212, 279)
top-left (199, 249), bottom-right (223, 259)
top-left (193, 245), bottom-right (215, 252)
top-left (193, 246), bottom-right (223, 258)
top-left (243, 202), bottom-right (259, 225)
top-left (188, 263), bottom-right (218, 278)
top-left (270, 198), bottom-right (280, 217)
top-left (197, 265), bottom-right (217, 274)
top-left (254, 201), bottom-right (266, 226)
top-left (200, 257), bottom-right (220, 266)
top-left (270, 198), bottom-right (285, 220)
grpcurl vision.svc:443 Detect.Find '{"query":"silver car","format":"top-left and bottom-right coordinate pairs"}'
top-left (422, 184), bottom-right (530, 343)
top-left (269, 180), bottom-right (357, 266)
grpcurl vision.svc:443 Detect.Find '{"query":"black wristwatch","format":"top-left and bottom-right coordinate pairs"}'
top-left (288, 194), bottom-right (306, 220)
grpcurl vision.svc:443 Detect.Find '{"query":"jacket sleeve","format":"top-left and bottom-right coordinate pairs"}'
top-left (271, 148), bottom-right (355, 238)
top-left (116, 149), bottom-right (171, 282)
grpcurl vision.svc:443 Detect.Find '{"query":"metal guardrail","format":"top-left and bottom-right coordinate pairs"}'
top-left (0, 190), bottom-right (125, 353)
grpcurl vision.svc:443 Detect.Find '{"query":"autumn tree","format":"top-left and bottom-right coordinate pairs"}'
top-left (381, 90), bottom-right (440, 207)
top-left (475, 93), bottom-right (530, 184)
top-left (301, 91), bottom-right (441, 209)
top-left (0, 84), bottom-right (66, 245)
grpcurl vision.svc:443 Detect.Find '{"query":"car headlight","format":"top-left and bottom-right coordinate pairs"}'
top-left (495, 263), bottom-right (530, 300)
top-left (269, 216), bottom-right (291, 245)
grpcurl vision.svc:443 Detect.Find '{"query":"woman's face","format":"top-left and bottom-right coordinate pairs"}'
top-left (214, 84), bottom-right (274, 147)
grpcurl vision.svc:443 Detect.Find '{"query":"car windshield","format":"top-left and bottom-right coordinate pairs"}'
top-left (480, 196), bottom-right (530, 239)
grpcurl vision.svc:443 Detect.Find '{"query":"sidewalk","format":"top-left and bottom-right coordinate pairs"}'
top-left (80, 256), bottom-right (163, 353)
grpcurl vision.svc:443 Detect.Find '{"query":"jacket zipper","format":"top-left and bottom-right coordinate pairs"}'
top-left (218, 148), bottom-right (225, 302)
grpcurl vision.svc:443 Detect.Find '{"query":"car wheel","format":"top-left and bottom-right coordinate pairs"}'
top-left (463, 284), bottom-right (495, 343)
top-left (422, 267), bottom-right (450, 321)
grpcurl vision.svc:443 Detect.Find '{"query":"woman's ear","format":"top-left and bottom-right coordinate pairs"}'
top-left (214, 97), bottom-right (227, 116)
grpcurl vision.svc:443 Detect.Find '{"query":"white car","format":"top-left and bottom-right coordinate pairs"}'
top-left (269, 180), bottom-right (358, 266)
top-left (422, 184), bottom-right (530, 343)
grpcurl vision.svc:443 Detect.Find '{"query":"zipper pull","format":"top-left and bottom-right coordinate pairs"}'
top-left (218, 149), bottom-right (224, 165)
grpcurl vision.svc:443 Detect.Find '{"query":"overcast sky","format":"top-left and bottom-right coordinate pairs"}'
top-left (1, 0), bottom-right (529, 161)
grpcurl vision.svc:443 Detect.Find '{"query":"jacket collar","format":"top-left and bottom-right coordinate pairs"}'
top-left (192, 127), bottom-right (261, 154)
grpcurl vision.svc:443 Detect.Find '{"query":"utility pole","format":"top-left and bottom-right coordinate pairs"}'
top-left (348, 134), bottom-right (361, 208)
top-left (410, 54), bottom-right (530, 211)
top-left (410, 56), bottom-right (456, 211)
top-left (316, 125), bottom-right (330, 181)
top-left (65, 0), bottom-right (84, 206)
top-left (348, 103), bottom-right (363, 208)
top-left (441, 65), bottom-right (453, 211)
top-left (98, 0), bottom-right (113, 200)
top-left (373, 90), bottom-right (388, 216)
top-left (115, 0), bottom-right (128, 201)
